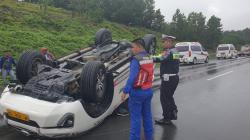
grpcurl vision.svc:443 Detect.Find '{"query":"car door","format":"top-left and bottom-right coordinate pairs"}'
top-left (191, 45), bottom-right (202, 63)
top-left (201, 46), bottom-right (208, 61)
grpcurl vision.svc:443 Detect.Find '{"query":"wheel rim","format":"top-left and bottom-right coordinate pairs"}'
top-left (31, 58), bottom-right (43, 76)
top-left (96, 69), bottom-right (106, 101)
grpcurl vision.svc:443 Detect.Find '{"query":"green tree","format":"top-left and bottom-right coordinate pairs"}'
top-left (187, 12), bottom-right (206, 43)
top-left (39, 0), bottom-right (52, 15)
top-left (143, 0), bottom-right (155, 28)
top-left (102, 0), bottom-right (145, 26)
top-left (151, 9), bottom-right (165, 31)
top-left (170, 9), bottom-right (188, 41)
top-left (69, 0), bottom-right (103, 22)
top-left (206, 15), bottom-right (223, 49)
top-left (52, 0), bottom-right (71, 9)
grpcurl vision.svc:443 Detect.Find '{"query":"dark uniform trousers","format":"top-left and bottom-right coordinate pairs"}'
top-left (160, 75), bottom-right (179, 120)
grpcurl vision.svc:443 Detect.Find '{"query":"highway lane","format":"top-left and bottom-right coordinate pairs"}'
top-left (1, 57), bottom-right (250, 140)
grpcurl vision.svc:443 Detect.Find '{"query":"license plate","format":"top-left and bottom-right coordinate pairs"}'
top-left (7, 109), bottom-right (29, 122)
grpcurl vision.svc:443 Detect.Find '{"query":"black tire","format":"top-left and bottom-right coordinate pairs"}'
top-left (95, 28), bottom-right (112, 47)
top-left (192, 58), bottom-right (197, 65)
top-left (205, 57), bottom-right (209, 63)
top-left (143, 34), bottom-right (157, 55)
top-left (80, 61), bottom-right (107, 103)
top-left (16, 51), bottom-right (46, 84)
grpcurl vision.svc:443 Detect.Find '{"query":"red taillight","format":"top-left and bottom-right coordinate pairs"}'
top-left (189, 51), bottom-right (192, 57)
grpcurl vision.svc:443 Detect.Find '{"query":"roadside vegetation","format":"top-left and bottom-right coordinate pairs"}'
top-left (0, 0), bottom-right (249, 88)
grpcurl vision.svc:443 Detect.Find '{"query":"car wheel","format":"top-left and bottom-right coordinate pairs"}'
top-left (205, 57), bottom-right (209, 63)
top-left (80, 61), bottom-right (114, 118)
top-left (95, 28), bottom-right (112, 47)
top-left (143, 34), bottom-right (157, 55)
top-left (192, 58), bottom-right (197, 65)
top-left (16, 51), bottom-right (46, 84)
top-left (80, 61), bottom-right (107, 103)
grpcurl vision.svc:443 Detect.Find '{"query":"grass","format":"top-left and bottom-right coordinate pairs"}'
top-left (0, 0), bottom-right (164, 88)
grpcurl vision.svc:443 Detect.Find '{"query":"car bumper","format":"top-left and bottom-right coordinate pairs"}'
top-left (180, 57), bottom-right (193, 63)
top-left (0, 88), bottom-right (91, 137)
top-left (7, 119), bottom-right (80, 138)
top-left (217, 54), bottom-right (232, 58)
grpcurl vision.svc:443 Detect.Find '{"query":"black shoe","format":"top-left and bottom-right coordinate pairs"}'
top-left (155, 118), bottom-right (173, 125)
top-left (116, 108), bottom-right (129, 117)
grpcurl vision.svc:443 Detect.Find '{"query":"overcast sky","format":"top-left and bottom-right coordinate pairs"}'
top-left (155, 0), bottom-right (250, 31)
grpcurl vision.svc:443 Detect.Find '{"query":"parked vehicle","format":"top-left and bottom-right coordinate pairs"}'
top-left (0, 28), bottom-right (157, 138)
top-left (238, 45), bottom-right (250, 56)
top-left (216, 44), bottom-right (238, 59)
top-left (176, 42), bottom-right (209, 64)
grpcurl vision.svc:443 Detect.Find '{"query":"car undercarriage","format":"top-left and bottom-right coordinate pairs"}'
top-left (11, 28), bottom-right (157, 118)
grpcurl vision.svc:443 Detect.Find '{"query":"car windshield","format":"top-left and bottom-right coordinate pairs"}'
top-left (176, 46), bottom-right (189, 52)
top-left (218, 46), bottom-right (229, 51)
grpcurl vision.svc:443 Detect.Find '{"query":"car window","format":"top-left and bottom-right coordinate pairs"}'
top-left (218, 46), bottom-right (229, 51)
top-left (176, 46), bottom-right (189, 52)
top-left (191, 46), bottom-right (201, 52)
top-left (202, 47), bottom-right (206, 51)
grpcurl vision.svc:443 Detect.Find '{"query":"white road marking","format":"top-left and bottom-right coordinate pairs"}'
top-left (207, 71), bottom-right (234, 81)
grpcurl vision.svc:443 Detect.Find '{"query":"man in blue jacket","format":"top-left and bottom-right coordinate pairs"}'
top-left (0, 51), bottom-right (16, 85)
top-left (121, 38), bottom-right (154, 140)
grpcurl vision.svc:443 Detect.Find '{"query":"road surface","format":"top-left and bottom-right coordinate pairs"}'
top-left (1, 57), bottom-right (250, 140)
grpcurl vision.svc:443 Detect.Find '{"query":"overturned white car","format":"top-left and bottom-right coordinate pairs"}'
top-left (0, 29), bottom-right (157, 138)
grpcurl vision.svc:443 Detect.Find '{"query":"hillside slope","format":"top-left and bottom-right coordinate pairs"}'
top-left (0, 0), bottom-right (162, 88)
top-left (0, 0), bottom-right (161, 59)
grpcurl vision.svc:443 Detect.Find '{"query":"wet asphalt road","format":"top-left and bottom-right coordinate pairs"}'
top-left (1, 58), bottom-right (250, 140)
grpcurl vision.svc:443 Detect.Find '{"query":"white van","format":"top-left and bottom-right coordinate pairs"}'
top-left (216, 44), bottom-right (238, 59)
top-left (176, 42), bottom-right (209, 64)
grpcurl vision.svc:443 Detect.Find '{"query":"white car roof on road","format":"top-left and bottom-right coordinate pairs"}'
top-left (218, 44), bottom-right (233, 47)
top-left (176, 42), bottom-right (201, 47)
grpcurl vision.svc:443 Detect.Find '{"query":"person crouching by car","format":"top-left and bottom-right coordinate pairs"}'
top-left (121, 38), bottom-right (155, 140)
top-left (40, 47), bottom-right (55, 61)
top-left (40, 47), bottom-right (58, 67)
top-left (0, 51), bottom-right (17, 85)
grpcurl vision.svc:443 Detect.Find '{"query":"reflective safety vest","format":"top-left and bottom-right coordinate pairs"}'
top-left (133, 54), bottom-right (154, 90)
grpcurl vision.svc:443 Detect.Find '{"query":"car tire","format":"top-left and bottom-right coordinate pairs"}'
top-left (95, 28), bottom-right (112, 47)
top-left (192, 58), bottom-right (197, 65)
top-left (80, 61), bottom-right (107, 103)
top-left (16, 51), bottom-right (46, 84)
top-left (143, 34), bottom-right (157, 55)
top-left (205, 57), bottom-right (209, 63)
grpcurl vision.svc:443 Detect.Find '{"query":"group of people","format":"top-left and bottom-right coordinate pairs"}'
top-left (0, 48), bottom-right (54, 85)
top-left (122, 34), bottom-right (180, 140)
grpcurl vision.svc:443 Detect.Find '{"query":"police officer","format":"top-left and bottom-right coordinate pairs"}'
top-left (153, 34), bottom-right (180, 125)
top-left (121, 38), bottom-right (154, 140)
